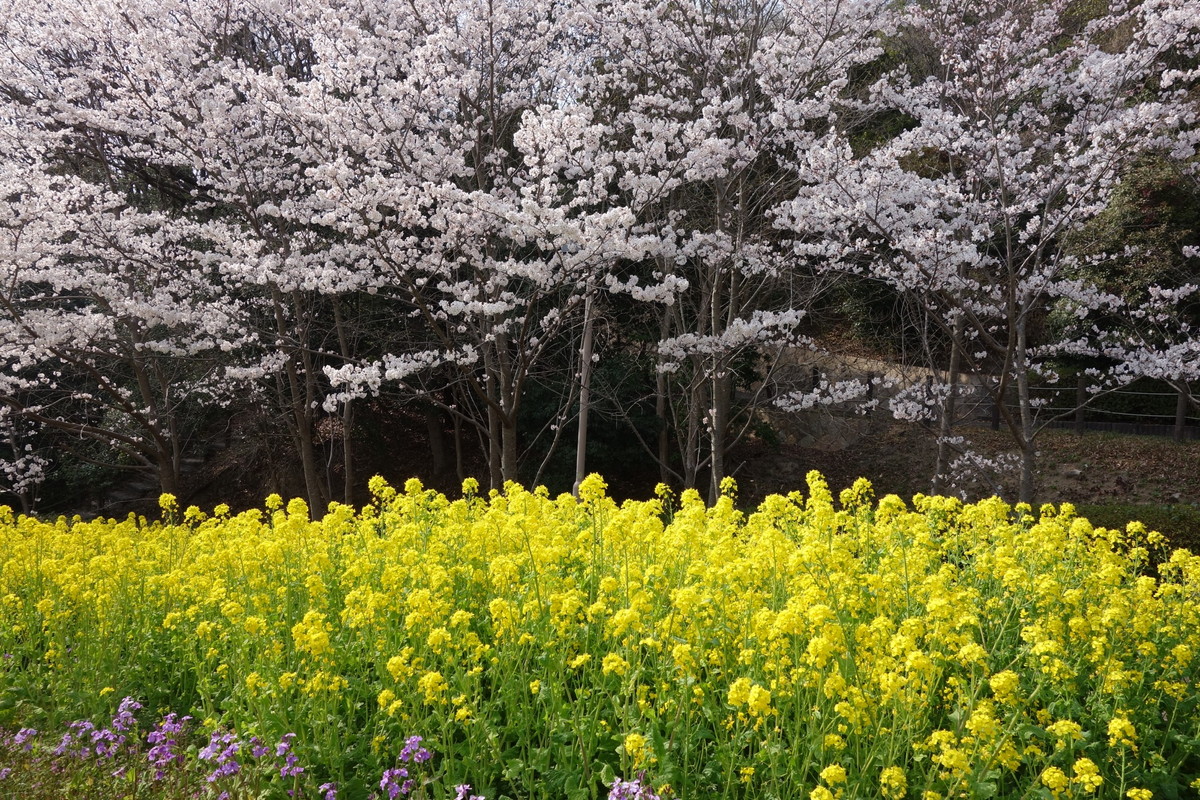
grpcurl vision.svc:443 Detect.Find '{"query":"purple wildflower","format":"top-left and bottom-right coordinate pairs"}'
top-left (455, 783), bottom-right (486, 800)
top-left (280, 751), bottom-right (303, 777)
top-left (53, 731), bottom-right (74, 757)
top-left (146, 713), bottom-right (191, 742)
top-left (62, 720), bottom-right (96, 759)
top-left (608, 774), bottom-right (662, 800)
top-left (0, 767), bottom-right (10, 779)
top-left (111, 697), bottom-right (142, 732)
top-left (199, 730), bottom-right (241, 784)
top-left (12, 728), bottom-right (37, 751)
top-left (379, 766), bottom-right (409, 799)
top-left (250, 736), bottom-right (270, 760)
top-left (275, 732), bottom-right (296, 757)
top-left (146, 713), bottom-right (191, 780)
top-left (399, 735), bottom-right (431, 764)
top-left (90, 727), bottom-right (124, 759)
top-left (319, 782), bottom-right (338, 800)
top-left (207, 758), bottom-right (241, 782)
top-left (199, 731), bottom-right (237, 762)
top-left (275, 732), bottom-right (304, 777)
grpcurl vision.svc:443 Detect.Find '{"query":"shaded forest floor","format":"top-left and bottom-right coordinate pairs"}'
top-left (734, 421), bottom-right (1200, 506)
top-left (66, 404), bottom-right (1200, 555)
top-left (733, 419), bottom-right (1200, 553)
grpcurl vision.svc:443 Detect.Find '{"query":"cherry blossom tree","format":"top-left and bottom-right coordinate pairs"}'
top-left (777, 0), bottom-right (1200, 501)
top-left (1, 0), bottom-right (402, 508)
top-left (293, 0), bottom-right (675, 488)
top-left (579, 0), bottom-right (893, 499)
top-left (0, 161), bottom-right (252, 497)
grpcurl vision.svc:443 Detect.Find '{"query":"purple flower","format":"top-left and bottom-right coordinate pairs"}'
top-left (199, 730), bottom-right (241, 784)
top-left (13, 728), bottom-right (37, 751)
top-left (61, 720), bottom-right (96, 759)
top-left (146, 713), bottom-right (191, 743)
top-left (275, 732), bottom-right (304, 777)
top-left (399, 735), bottom-right (431, 764)
top-left (608, 774), bottom-right (661, 800)
top-left (0, 767), bottom-right (10, 780)
top-left (455, 783), bottom-right (485, 800)
top-left (280, 751), bottom-right (304, 777)
top-left (199, 731), bottom-right (239, 762)
top-left (248, 736), bottom-right (269, 760)
top-left (319, 782), bottom-right (338, 800)
top-left (111, 697), bottom-right (142, 732)
top-left (53, 731), bottom-right (74, 757)
top-left (90, 727), bottom-right (124, 759)
top-left (275, 732), bottom-right (296, 757)
top-left (207, 758), bottom-right (241, 782)
top-left (380, 767), bottom-right (409, 799)
top-left (146, 714), bottom-right (190, 780)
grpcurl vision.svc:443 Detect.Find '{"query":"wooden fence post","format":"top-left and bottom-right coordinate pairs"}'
top-left (1075, 373), bottom-right (1087, 434)
top-left (1175, 387), bottom-right (1189, 443)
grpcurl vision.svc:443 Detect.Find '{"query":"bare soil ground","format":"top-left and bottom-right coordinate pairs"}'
top-left (166, 406), bottom-right (1200, 553)
top-left (731, 419), bottom-right (1200, 551)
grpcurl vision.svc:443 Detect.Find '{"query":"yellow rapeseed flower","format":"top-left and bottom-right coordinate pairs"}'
top-left (727, 677), bottom-right (752, 707)
top-left (747, 684), bottom-right (772, 716)
top-left (1041, 767), bottom-right (1069, 797)
top-left (601, 653), bottom-right (629, 676)
top-left (417, 670), bottom-right (448, 704)
top-left (879, 766), bottom-right (906, 799)
top-left (819, 764), bottom-right (847, 785)
top-left (1108, 714), bottom-right (1137, 749)
top-left (622, 732), bottom-right (648, 769)
top-left (1072, 758), bottom-right (1103, 793)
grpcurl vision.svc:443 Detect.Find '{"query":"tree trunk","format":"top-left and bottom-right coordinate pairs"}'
top-left (427, 404), bottom-right (449, 476)
top-left (1014, 318), bottom-right (1036, 505)
top-left (485, 392), bottom-right (503, 490)
top-left (156, 450), bottom-right (180, 497)
top-left (295, 401), bottom-right (324, 512)
top-left (333, 298), bottom-right (356, 504)
top-left (708, 367), bottom-right (731, 504)
top-left (483, 341), bottom-right (504, 489)
top-left (453, 404), bottom-right (465, 483)
top-left (933, 318), bottom-right (964, 495)
top-left (272, 288), bottom-right (327, 514)
top-left (656, 307), bottom-right (672, 486)
top-left (341, 400), bottom-right (355, 504)
top-left (683, 378), bottom-right (702, 490)
top-left (501, 416), bottom-right (518, 484)
top-left (573, 290), bottom-right (596, 497)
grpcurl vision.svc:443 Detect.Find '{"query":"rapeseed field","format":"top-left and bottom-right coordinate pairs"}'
top-left (0, 472), bottom-right (1197, 799)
